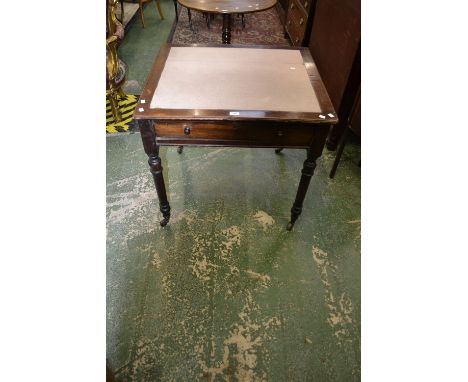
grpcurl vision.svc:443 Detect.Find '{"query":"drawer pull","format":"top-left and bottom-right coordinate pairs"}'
top-left (278, 130), bottom-right (284, 137)
top-left (184, 126), bottom-right (191, 135)
top-left (299, 17), bottom-right (304, 25)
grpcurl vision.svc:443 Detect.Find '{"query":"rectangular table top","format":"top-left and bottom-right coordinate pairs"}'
top-left (135, 44), bottom-right (337, 124)
top-left (151, 47), bottom-right (320, 113)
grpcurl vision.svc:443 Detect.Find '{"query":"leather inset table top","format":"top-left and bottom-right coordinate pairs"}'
top-left (150, 47), bottom-right (321, 113)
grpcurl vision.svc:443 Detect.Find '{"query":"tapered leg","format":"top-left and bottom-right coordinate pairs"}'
top-left (329, 127), bottom-right (350, 179)
top-left (188, 8), bottom-right (192, 29)
top-left (287, 148), bottom-right (318, 231)
top-left (138, 120), bottom-right (171, 226)
top-left (222, 14), bottom-right (231, 44)
top-left (177, 146), bottom-right (184, 154)
top-left (119, 0), bottom-right (124, 23)
top-left (155, 0), bottom-right (164, 19)
top-left (173, 0), bottom-right (178, 21)
top-left (139, 0), bottom-right (146, 27)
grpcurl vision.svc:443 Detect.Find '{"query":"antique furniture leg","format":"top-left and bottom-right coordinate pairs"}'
top-left (139, 0), bottom-right (146, 27)
top-left (275, 148), bottom-right (283, 154)
top-left (287, 148), bottom-right (319, 231)
top-left (138, 120), bottom-right (171, 226)
top-left (173, 0), bottom-right (178, 21)
top-left (155, 0), bottom-right (164, 19)
top-left (188, 8), bottom-right (193, 28)
top-left (177, 146), bottom-right (184, 154)
top-left (222, 14), bottom-right (231, 44)
top-left (119, 0), bottom-right (124, 23)
top-left (329, 127), bottom-right (350, 179)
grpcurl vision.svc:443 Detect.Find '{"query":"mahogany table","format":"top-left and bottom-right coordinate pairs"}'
top-left (176, 0), bottom-right (277, 44)
top-left (134, 44), bottom-right (338, 230)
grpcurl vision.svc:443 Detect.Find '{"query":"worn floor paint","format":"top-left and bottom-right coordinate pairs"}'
top-left (107, 133), bottom-right (361, 381)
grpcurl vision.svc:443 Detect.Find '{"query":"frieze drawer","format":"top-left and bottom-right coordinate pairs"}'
top-left (154, 122), bottom-right (316, 147)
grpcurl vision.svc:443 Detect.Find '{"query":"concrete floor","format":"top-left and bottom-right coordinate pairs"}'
top-left (107, 3), bottom-right (361, 380)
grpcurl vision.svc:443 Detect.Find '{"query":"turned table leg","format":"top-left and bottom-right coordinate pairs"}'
top-left (222, 14), bottom-right (231, 44)
top-left (287, 148), bottom-right (319, 231)
top-left (138, 120), bottom-right (171, 227)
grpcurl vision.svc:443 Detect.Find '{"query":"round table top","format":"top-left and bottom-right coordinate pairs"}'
top-left (177, 0), bottom-right (277, 14)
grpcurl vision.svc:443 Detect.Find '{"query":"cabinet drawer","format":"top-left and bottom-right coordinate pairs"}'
top-left (154, 122), bottom-right (316, 147)
top-left (286, 0), bottom-right (307, 45)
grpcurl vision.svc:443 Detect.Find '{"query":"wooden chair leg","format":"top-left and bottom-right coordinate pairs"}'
top-left (139, 0), bottom-right (146, 27)
top-left (173, 0), bottom-right (178, 21)
top-left (329, 127), bottom-right (350, 179)
top-left (187, 8), bottom-right (192, 28)
top-left (155, 0), bottom-right (164, 19)
top-left (119, 0), bottom-right (124, 23)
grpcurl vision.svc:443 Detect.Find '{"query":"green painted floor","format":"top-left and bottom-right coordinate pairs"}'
top-left (120, 0), bottom-right (176, 95)
top-left (107, 4), bottom-right (361, 380)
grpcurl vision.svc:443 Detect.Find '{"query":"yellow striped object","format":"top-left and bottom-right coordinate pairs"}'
top-left (106, 94), bottom-right (139, 133)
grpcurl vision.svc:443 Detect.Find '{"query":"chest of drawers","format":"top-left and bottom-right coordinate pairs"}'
top-left (285, 0), bottom-right (314, 46)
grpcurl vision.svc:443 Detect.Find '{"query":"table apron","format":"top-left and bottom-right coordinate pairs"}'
top-left (153, 121), bottom-right (321, 147)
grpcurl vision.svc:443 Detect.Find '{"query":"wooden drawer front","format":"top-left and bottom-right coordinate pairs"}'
top-left (154, 122), bottom-right (315, 147)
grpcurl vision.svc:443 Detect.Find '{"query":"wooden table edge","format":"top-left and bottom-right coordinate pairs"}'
top-left (133, 43), bottom-right (338, 125)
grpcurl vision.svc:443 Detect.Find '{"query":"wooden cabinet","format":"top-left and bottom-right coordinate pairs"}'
top-left (284, 0), bottom-right (316, 46)
top-left (306, 0), bottom-right (360, 148)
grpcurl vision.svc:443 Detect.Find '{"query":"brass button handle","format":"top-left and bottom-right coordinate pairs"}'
top-left (184, 126), bottom-right (191, 135)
